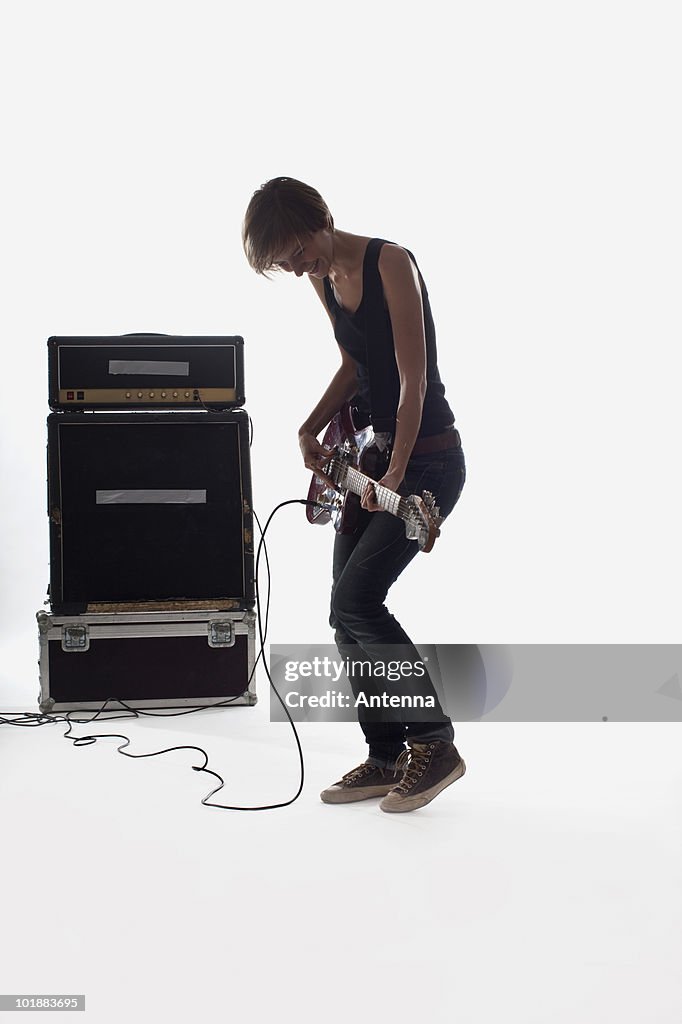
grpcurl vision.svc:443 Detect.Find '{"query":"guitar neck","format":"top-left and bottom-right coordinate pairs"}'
top-left (333, 459), bottom-right (407, 520)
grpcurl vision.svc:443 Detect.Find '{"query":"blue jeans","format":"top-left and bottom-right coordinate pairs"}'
top-left (329, 443), bottom-right (466, 769)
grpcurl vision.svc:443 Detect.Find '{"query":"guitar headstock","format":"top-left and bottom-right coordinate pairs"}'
top-left (404, 490), bottom-right (443, 552)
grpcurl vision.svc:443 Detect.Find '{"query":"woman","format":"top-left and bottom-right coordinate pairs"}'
top-left (242, 176), bottom-right (467, 813)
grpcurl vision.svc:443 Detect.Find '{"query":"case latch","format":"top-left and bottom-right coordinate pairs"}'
top-left (61, 624), bottom-right (90, 652)
top-left (208, 620), bottom-right (235, 648)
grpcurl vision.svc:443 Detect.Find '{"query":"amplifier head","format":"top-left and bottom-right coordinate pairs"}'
top-left (48, 334), bottom-right (245, 411)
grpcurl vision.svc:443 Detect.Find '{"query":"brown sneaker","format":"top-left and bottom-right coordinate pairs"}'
top-left (320, 761), bottom-right (402, 804)
top-left (379, 741), bottom-right (466, 813)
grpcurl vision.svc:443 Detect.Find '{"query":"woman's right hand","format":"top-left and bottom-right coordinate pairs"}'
top-left (298, 432), bottom-right (337, 490)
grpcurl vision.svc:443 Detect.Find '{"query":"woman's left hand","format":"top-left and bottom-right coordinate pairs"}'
top-left (361, 470), bottom-right (404, 512)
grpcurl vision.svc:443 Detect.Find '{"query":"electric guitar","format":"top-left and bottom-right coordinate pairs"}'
top-left (306, 402), bottom-right (443, 553)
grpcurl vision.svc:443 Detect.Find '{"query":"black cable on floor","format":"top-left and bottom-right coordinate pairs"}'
top-left (1, 497), bottom-right (328, 812)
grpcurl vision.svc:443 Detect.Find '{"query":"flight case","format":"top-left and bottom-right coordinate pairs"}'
top-left (36, 608), bottom-right (258, 713)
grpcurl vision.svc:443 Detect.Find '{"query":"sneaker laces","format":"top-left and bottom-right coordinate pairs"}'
top-left (340, 762), bottom-right (377, 784)
top-left (393, 743), bottom-right (434, 793)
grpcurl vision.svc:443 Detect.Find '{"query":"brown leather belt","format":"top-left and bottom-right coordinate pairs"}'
top-left (411, 425), bottom-right (461, 456)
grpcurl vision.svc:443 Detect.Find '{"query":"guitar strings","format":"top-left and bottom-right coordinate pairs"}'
top-left (330, 457), bottom-right (413, 521)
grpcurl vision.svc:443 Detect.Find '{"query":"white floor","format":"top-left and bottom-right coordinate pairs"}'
top-left (1, 686), bottom-right (681, 1024)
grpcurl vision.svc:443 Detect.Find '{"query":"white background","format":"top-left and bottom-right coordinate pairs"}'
top-left (0, 3), bottom-right (680, 1022)
top-left (1, 0), bottom-right (681, 679)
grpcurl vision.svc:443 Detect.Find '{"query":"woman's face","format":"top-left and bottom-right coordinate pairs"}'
top-left (271, 228), bottom-right (331, 278)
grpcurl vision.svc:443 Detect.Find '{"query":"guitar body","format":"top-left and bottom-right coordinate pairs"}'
top-left (306, 403), bottom-right (389, 534)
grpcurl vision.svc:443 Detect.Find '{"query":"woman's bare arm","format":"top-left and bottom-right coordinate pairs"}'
top-left (361, 244), bottom-right (427, 511)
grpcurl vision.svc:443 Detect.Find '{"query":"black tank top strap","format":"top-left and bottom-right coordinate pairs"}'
top-left (362, 238), bottom-right (401, 433)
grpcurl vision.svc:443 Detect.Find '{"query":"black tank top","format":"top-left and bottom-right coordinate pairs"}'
top-left (322, 237), bottom-right (455, 437)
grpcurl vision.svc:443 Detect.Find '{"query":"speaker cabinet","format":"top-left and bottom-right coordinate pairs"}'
top-left (47, 411), bottom-right (254, 614)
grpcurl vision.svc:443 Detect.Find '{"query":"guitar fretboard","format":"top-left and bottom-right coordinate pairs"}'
top-left (333, 460), bottom-right (412, 521)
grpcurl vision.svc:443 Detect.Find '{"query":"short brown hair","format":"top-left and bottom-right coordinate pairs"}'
top-left (242, 176), bottom-right (335, 277)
